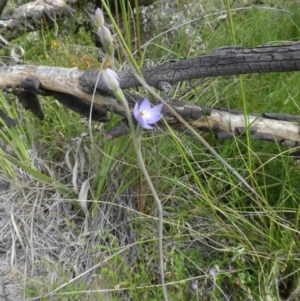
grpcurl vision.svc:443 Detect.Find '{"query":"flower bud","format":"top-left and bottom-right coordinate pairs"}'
top-left (102, 68), bottom-right (120, 91)
top-left (97, 26), bottom-right (114, 58)
top-left (95, 8), bottom-right (104, 27)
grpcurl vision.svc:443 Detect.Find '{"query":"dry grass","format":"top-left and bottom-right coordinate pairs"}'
top-left (0, 148), bottom-right (139, 300)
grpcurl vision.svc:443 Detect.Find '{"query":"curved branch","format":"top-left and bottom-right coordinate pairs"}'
top-left (80, 42), bottom-right (300, 91)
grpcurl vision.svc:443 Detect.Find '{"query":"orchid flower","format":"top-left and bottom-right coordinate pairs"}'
top-left (134, 98), bottom-right (163, 129)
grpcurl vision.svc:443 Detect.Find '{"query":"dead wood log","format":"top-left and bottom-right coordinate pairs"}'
top-left (1, 62), bottom-right (300, 145)
top-left (0, 0), bottom-right (74, 48)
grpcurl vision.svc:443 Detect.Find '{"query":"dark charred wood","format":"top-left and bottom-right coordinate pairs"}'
top-left (80, 42), bottom-right (300, 91)
top-left (53, 91), bottom-right (108, 122)
top-left (106, 119), bottom-right (130, 139)
top-left (217, 131), bottom-right (238, 140)
top-left (0, 108), bottom-right (16, 127)
top-left (0, 0), bottom-right (8, 17)
top-left (15, 91), bottom-right (44, 120)
top-left (263, 112), bottom-right (300, 121)
top-left (236, 127), bottom-right (257, 135)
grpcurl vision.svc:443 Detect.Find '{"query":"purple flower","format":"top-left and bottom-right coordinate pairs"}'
top-left (134, 98), bottom-right (163, 129)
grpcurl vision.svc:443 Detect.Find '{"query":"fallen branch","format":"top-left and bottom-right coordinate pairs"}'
top-left (0, 0), bottom-right (74, 48)
top-left (80, 42), bottom-right (300, 91)
top-left (0, 62), bottom-right (300, 145)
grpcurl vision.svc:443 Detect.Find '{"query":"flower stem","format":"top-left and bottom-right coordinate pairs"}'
top-left (114, 88), bottom-right (168, 301)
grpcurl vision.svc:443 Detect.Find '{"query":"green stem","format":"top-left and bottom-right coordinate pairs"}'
top-left (120, 0), bottom-right (131, 53)
top-left (100, 0), bottom-right (143, 78)
top-left (134, 0), bottom-right (142, 64)
top-left (226, 0), bottom-right (253, 171)
top-left (114, 88), bottom-right (168, 301)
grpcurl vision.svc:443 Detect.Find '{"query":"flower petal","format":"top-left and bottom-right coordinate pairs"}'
top-left (147, 104), bottom-right (163, 124)
top-left (139, 98), bottom-right (151, 111)
top-left (150, 103), bottom-right (163, 115)
top-left (139, 122), bottom-right (153, 129)
top-left (133, 102), bottom-right (140, 119)
top-left (135, 112), bottom-right (145, 125)
top-left (150, 104), bottom-right (163, 115)
top-left (134, 105), bottom-right (146, 125)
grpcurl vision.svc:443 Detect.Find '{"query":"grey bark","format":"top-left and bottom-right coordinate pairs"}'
top-left (0, 0), bottom-right (74, 48)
